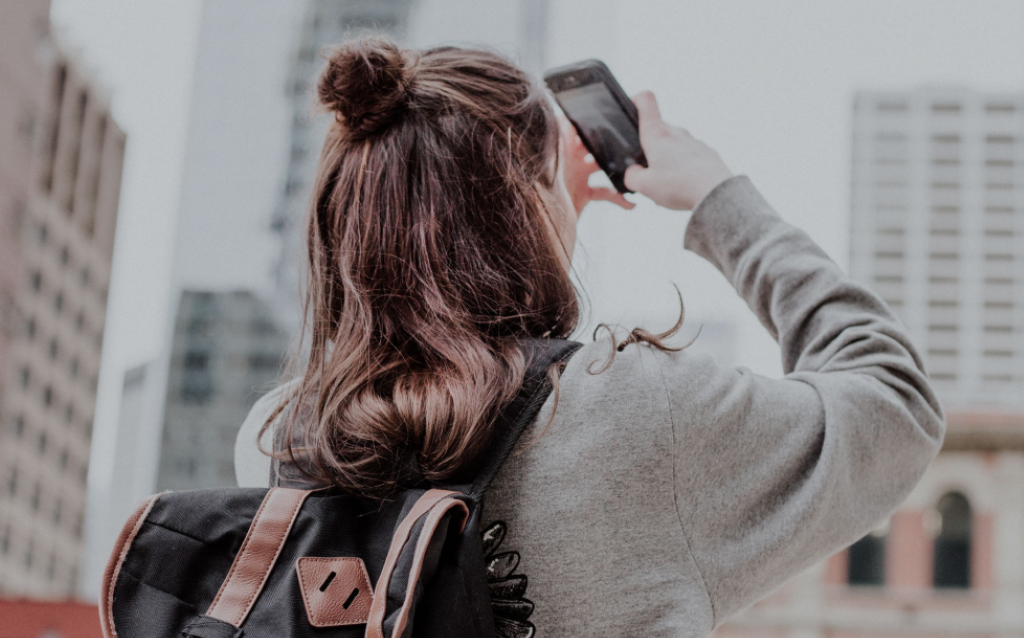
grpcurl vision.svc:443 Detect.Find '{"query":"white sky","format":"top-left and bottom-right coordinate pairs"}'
top-left (50, 0), bottom-right (1024, 513)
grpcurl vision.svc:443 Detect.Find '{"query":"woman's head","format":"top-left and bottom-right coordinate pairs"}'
top-left (274, 38), bottom-right (580, 496)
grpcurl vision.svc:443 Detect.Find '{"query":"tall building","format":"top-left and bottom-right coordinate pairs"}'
top-left (716, 88), bottom-right (1024, 637)
top-left (156, 290), bottom-right (290, 492)
top-left (849, 89), bottom-right (1023, 409)
top-left (0, 11), bottom-right (126, 598)
top-left (79, 0), bottom-right (303, 598)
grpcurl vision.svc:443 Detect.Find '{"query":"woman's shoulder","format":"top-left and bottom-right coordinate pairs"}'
top-left (563, 338), bottom-right (721, 389)
top-left (557, 338), bottom-right (725, 425)
top-left (234, 378), bottom-right (301, 487)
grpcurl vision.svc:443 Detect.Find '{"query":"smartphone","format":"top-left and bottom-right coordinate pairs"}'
top-left (544, 59), bottom-right (647, 193)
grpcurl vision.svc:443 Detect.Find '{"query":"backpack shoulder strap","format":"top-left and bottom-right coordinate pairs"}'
top-left (458, 337), bottom-right (582, 499)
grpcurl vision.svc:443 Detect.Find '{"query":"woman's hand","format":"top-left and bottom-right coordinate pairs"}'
top-left (624, 91), bottom-right (733, 211)
top-left (559, 115), bottom-right (634, 215)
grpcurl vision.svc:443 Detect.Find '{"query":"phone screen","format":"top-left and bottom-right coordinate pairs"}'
top-left (555, 83), bottom-right (644, 176)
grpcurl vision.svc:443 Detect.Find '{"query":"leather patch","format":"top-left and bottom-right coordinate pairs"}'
top-left (296, 557), bottom-right (374, 627)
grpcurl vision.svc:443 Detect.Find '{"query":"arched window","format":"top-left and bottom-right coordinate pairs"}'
top-left (933, 492), bottom-right (971, 589)
top-left (848, 524), bottom-right (887, 586)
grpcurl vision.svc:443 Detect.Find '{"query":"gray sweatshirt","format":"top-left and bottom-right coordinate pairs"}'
top-left (234, 176), bottom-right (945, 636)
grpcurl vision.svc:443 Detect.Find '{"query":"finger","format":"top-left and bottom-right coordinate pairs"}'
top-left (590, 187), bottom-right (635, 209)
top-left (632, 91), bottom-right (663, 134)
top-left (623, 164), bottom-right (650, 193)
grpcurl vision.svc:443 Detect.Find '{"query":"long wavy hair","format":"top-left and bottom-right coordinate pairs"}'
top-left (265, 38), bottom-right (683, 498)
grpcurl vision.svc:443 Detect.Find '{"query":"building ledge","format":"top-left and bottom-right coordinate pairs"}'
top-left (943, 411), bottom-right (1024, 451)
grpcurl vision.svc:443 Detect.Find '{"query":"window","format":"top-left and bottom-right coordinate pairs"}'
top-left (31, 270), bottom-right (42, 292)
top-left (848, 525), bottom-right (887, 586)
top-left (6, 467), bottom-right (18, 495)
top-left (183, 351), bottom-right (209, 371)
top-left (20, 367), bottom-right (30, 389)
top-left (934, 492), bottom-right (971, 588)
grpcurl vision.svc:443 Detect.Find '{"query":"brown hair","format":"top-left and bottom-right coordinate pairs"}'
top-left (265, 38), bottom-right (577, 497)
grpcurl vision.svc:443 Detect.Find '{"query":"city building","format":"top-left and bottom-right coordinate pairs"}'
top-left (848, 88), bottom-right (1024, 409)
top-left (717, 88), bottom-right (1024, 637)
top-left (0, 1), bottom-right (125, 598)
top-left (156, 290), bottom-right (290, 492)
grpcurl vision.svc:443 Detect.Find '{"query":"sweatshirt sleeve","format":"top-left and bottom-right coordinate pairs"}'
top-left (665, 176), bottom-right (945, 625)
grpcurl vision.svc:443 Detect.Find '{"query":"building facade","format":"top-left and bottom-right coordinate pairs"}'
top-left (717, 88), bottom-right (1023, 636)
top-left (156, 291), bottom-right (290, 492)
top-left (848, 89), bottom-right (1024, 409)
top-left (0, 4), bottom-right (125, 598)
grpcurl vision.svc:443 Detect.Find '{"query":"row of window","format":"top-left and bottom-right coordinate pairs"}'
top-left (928, 348), bottom-right (1016, 358)
top-left (34, 222), bottom-right (97, 283)
top-left (923, 324), bottom-right (1018, 334)
top-left (4, 467), bottom-right (87, 539)
top-left (19, 364), bottom-right (99, 410)
top-left (0, 525), bottom-right (78, 588)
top-left (873, 102), bottom-right (1018, 115)
top-left (9, 415), bottom-right (90, 466)
top-left (871, 180), bottom-right (1020, 190)
top-left (930, 373), bottom-right (1017, 383)
top-left (849, 492), bottom-right (972, 589)
top-left (874, 252), bottom-right (1018, 264)
top-left (28, 270), bottom-right (106, 343)
top-left (40, 63), bottom-right (111, 238)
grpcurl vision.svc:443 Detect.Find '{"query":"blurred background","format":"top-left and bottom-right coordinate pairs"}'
top-left (1, 0), bottom-right (1023, 635)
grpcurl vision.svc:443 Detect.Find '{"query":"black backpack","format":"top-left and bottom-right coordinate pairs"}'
top-left (100, 338), bottom-right (580, 638)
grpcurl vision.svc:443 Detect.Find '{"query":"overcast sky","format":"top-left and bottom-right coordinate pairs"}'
top-left (50, 0), bottom-right (1024, 514)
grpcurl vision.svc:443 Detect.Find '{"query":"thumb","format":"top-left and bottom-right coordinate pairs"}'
top-left (632, 91), bottom-right (663, 135)
top-left (623, 164), bottom-right (650, 194)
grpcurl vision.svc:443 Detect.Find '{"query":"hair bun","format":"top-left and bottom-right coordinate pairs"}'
top-left (319, 38), bottom-right (411, 139)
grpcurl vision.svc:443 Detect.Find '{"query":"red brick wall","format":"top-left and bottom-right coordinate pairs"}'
top-left (0, 599), bottom-right (102, 638)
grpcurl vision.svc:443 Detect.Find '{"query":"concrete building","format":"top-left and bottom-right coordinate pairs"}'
top-left (156, 290), bottom-right (289, 492)
top-left (848, 89), bottom-right (1024, 409)
top-left (716, 88), bottom-right (1024, 637)
top-left (0, 3), bottom-right (126, 598)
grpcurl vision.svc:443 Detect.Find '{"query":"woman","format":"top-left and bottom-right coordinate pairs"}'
top-left (235, 38), bottom-right (944, 636)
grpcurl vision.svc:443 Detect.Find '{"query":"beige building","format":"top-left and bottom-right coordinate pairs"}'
top-left (0, 1), bottom-right (125, 598)
top-left (717, 89), bottom-right (1023, 637)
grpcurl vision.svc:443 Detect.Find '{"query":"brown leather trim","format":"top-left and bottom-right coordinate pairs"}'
top-left (295, 556), bottom-right (374, 627)
top-left (364, 489), bottom-right (458, 638)
top-left (390, 498), bottom-right (469, 638)
top-left (100, 493), bottom-right (163, 638)
top-left (206, 487), bottom-right (312, 627)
